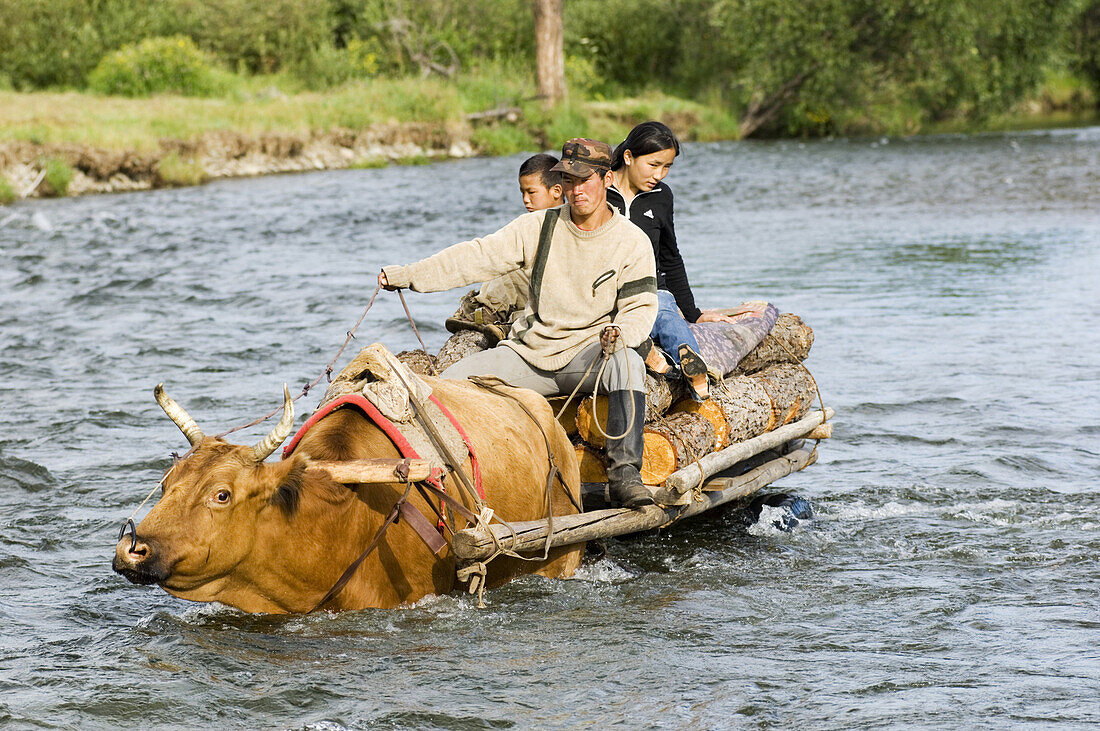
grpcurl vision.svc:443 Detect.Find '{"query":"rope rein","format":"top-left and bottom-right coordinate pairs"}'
top-left (213, 283), bottom-right (384, 440)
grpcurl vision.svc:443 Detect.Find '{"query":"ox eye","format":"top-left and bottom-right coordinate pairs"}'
top-left (213, 489), bottom-right (231, 504)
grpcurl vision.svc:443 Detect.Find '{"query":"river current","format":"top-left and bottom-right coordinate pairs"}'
top-left (1, 128), bottom-right (1098, 729)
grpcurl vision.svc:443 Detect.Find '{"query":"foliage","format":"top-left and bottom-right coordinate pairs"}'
top-left (289, 39), bottom-right (382, 90)
top-left (0, 176), bottom-right (15, 205)
top-left (0, 0), bottom-right (1095, 137)
top-left (88, 36), bottom-right (234, 97)
top-left (154, 152), bottom-right (207, 186)
top-left (471, 124), bottom-right (536, 156)
top-left (171, 0), bottom-right (335, 75)
top-left (1070, 1), bottom-right (1100, 103)
top-left (349, 156), bottom-right (388, 169)
top-left (0, 0), bottom-right (183, 89)
top-left (331, 0), bottom-right (533, 73)
top-left (41, 158), bottom-right (74, 197)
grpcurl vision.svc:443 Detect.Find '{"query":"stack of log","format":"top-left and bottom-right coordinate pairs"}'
top-left (397, 312), bottom-right (817, 486)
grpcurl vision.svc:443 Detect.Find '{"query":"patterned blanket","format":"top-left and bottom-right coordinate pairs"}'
top-left (688, 301), bottom-right (780, 377)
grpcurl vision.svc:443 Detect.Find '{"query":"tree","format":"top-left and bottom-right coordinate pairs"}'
top-left (532, 0), bottom-right (565, 107)
top-left (1071, 0), bottom-right (1100, 106)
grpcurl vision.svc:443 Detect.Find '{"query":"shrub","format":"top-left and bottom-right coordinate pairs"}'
top-left (88, 36), bottom-right (234, 97)
top-left (349, 157), bottom-right (388, 169)
top-left (179, 0), bottom-right (335, 75)
top-left (290, 38), bottom-right (381, 90)
top-left (0, 177), bottom-right (16, 205)
top-left (0, 0), bottom-right (188, 90)
top-left (154, 152), bottom-right (207, 187)
top-left (471, 124), bottom-right (535, 157)
top-left (42, 158), bottom-right (74, 197)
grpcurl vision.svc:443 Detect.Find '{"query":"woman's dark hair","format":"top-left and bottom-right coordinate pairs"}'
top-left (611, 121), bottom-right (681, 170)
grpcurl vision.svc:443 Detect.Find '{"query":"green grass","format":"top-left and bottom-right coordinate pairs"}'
top-left (394, 154), bottom-right (434, 166)
top-left (1, 66), bottom-right (1093, 200)
top-left (0, 176), bottom-right (15, 204)
top-left (41, 157), bottom-right (73, 196)
top-left (349, 157), bottom-right (388, 169)
top-left (471, 124), bottom-right (536, 156)
top-left (154, 152), bottom-right (207, 186)
top-left (0, 71), bottom-right (752, 159)
top-left (0, 77), bottom-right (471, 151)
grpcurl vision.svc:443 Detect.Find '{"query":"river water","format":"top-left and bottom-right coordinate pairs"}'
top-left (1, 127), bottom-right (1098, 729)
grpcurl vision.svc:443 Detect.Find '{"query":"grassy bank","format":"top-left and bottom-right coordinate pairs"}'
top-left (0, 70), bottom-right (1094, 202)
top-left (0, 79), bottom-right (743, 151)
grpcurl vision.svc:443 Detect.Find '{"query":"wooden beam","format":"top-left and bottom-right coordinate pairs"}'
top-left (662, 407), bottom-right (832, 495)
top-left (452, 445), bottom-right (817, 561)
top-left (310, 458), bottom-right (432, 484)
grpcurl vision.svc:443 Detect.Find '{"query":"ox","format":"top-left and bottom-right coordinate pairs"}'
top-left (113, 378), bottom-right (583, 613)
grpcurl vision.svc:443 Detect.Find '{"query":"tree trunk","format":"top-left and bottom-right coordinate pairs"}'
top-left (532, 0), bottom-right (566, 108)
top-left (733, 313), bottom-right (814, 374)
top-left (396, 349), bottom-right (437, 376)
top-left (739, 70), bottom-right (813, 139)
top-left (435, 330), bottom-right (491, 373)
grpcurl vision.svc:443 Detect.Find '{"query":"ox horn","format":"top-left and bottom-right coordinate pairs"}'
top-left (154, 383), bottom-right (205, 447)
top-left (249, 385), bottom-right (295, 463)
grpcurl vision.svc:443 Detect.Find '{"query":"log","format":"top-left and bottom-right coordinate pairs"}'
top-left (712, 375), bottom-right (774, 442)
top-left (395, 349), bottom-right (436, 376)
top-left (548, 396), bottom-right (580, 438)
top-left (575, 396), bottom-right (610, 448)
top-left (646, 412), bottom-right (717, 470)
top-left (662, 407), bottom-right (832, 496)
top-left (754, 363), bottom-right (816, 425)
top-left (734, 313), bottom-right (814, 374)
top-left (311, 458), bottom-right (433, 484)
top-left (575, 443), bottom-right (607, 483)
top-left (645, 373), bottom-right (685, 421)
top-left (576, 377), bottom-right (686, 447)
top-left (578, 365), bottom-right (816, 485)
top-left (668, 399), bottom-right (730, 449)
top-left (466, 106), bottom-right (522, 123)
top-left (435, 330), bottom-right (490, 372)
top-left (452, 444), bottom-right (818, 560)
top-left (641, 430), bottom-right (677, 485)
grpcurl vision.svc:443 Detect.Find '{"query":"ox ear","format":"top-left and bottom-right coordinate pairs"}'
top-left (249, 385), bottom-right (295, 463)
top-left (268, 460), bottom-right (308, 516)
top-left (154, 383), bottom-right (205, 446)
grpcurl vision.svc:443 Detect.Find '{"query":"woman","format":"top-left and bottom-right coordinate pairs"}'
top-left (607, 121), bottom-right (737, 398)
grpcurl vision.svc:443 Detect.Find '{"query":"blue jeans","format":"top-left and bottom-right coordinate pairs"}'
top-left (651, 289), bottom-right (700, 365)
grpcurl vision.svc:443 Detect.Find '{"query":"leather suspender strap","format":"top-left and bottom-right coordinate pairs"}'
top-left (529, 207), bottom-right (561, 315)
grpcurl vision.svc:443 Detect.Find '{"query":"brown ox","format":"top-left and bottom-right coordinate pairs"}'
top-left (113, 378), bottom-right (583, 613)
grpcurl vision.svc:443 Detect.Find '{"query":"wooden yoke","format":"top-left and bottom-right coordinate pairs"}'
top-left (310, 458), bottom-right (433, 484)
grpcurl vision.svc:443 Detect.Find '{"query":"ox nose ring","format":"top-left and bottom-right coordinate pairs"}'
top-left (118, 518), bottom-right (138, 553)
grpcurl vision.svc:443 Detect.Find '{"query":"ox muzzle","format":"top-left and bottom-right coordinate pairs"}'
top-left (113, 520), bottom-right (169, 585)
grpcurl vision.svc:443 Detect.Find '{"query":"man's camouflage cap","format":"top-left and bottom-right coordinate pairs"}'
top-left (550, 138), bottom-right (613, 179)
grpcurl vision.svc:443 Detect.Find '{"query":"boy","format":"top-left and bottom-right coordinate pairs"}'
top-left (445, 153), bottom-right (564, 342)
top-left (518, 152), bottom-right (564, 212)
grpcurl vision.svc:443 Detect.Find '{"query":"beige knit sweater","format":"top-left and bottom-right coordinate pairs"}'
top-left (383, 204), bottom-right (657, 370)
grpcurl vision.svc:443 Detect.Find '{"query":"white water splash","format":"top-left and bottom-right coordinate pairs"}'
top-left (572, 557), bottom-right (638, 584)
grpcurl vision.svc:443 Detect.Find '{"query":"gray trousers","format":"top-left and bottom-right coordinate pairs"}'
top-left (441, 341), bottom-right (646, 396)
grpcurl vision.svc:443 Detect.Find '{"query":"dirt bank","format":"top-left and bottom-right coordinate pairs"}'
top-left (0, 121), bottom-right (475, 199)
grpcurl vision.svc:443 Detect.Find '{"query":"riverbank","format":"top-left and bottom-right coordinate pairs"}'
top-left (0, 79), bottom-right (742, 201)
top-left (1, 80), bottom-right (1094, 203)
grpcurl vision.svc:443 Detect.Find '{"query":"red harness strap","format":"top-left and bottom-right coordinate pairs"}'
top-left (281, 393), bottom-right (484, 511)
top-left (427, 395), bottom-right (483, 500)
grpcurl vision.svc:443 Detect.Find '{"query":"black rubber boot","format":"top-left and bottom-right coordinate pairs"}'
top-left (605, 390), bottom-right (653, 509)
top-left (678, 344), bottom-right (709, 402)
